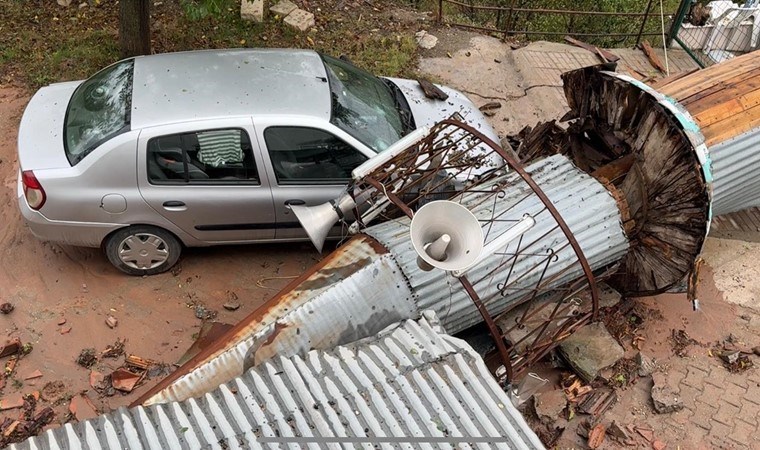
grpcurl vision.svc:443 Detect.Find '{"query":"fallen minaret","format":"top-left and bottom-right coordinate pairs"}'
top-left (135, 52), bottom-right (760, 406)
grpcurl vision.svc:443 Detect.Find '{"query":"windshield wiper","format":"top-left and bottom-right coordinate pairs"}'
top-left (382, 79), bottom-right (416, 134)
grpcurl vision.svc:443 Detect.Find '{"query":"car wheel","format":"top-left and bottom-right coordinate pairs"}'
top-left (104, 226), bottom-right (181, 276)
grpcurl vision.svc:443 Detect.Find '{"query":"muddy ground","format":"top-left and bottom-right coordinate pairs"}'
top-left (0, 85), bottom-right (320, 427)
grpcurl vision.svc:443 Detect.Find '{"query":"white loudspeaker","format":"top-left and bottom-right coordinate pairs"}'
top-left (410, 200), bottom-right (483, 271)
top-left (292, 192), bottom-right (356, 253)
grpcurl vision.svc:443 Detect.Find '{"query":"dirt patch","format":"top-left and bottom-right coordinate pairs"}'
top-left (0, 86), bottom-right (318, 433)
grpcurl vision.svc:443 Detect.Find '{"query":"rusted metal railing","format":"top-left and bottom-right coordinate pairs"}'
top-left (437, 0), bottom-right (677, 46)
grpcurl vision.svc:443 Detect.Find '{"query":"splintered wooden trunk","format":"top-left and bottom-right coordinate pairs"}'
top-left (515, 66), bottom-right (713, 296)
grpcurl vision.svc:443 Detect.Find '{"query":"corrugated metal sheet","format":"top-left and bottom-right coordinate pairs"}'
top-left (366, 154), bottom-right (629, 334)
top-left (11, 313), bottom-right (545, 450)
top-left (709, 127), bottom-right (760, 216)
top-left (142, 153), bottom-right (630, 406)
top-left (143, 236), bottom-right (418, 405)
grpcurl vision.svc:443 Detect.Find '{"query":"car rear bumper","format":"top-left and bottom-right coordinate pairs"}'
top-left (17, 191), bottom-right (124, 248)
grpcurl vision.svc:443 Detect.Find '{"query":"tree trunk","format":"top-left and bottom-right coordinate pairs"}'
top-left (119, 0), bottom-right (151, 58)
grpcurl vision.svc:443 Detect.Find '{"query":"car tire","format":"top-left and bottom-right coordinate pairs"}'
top-left (104, 225), bottom-right (181, 276)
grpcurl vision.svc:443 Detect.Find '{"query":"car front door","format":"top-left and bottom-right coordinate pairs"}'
top-left (137, 118), bottom-right (277, 243)
top-left (254, 118), bottom-right (372, 241)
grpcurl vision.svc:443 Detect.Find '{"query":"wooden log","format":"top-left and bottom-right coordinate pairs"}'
top-left (639, 40), bottom-right (667, 74)
top-left (564, 36), bottom-right (620, 63)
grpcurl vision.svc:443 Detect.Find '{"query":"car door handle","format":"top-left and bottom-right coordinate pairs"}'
top-left (163, 201), bottom-right (186, 207)
top-left (284, 199), bottom-right (306, 206)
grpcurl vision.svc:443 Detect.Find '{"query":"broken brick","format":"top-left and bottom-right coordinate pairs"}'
top-left (0, 338), bottom-right (21, 358)
top-left (105, 316), bottom-right (118, 329)
top-left (57, 318), bottom-right (67, 326)
top-left (111, 368), bottom-right (142, 393)
top-left (24, 370), bottom-right (42, 380)
top-left (69, 394), bottom-right (98, 421)
top-left (0, 393), bottom-right (25, 410)
top-left (60, 327), bottom-right (72, 335)
top-left (89, 370), bottom-right (104, 389)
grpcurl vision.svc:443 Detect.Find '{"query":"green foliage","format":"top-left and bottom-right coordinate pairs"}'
top-left (181, 0), bottom-right (234, 21)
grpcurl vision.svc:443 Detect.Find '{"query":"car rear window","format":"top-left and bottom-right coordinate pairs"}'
top-left (64, 60), bottom-right (134, 165)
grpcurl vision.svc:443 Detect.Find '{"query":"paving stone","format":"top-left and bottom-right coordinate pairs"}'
top-left (729, 419), bottom-right (754, 446)
top-left (708, 421), bottom-right (734, 448)
top-left (241, 0), bottom-right (266, 22)
top-left (713, 402), bottom-right (740, 427)
top-left (682, 364), bottom-right (708, 389)
top-left (744, 382), bottom-right (760, 405)
top-left (722, 382), bottom-right (746, 408)
top-left (676, 383), bottom-right (700, 409)
top-left (699, 382), bottom-right (725, 406)
top-left (558, 322), bottom-right (624, 382)
top-left (270, 0), bottom-right (297, 16)
top-left (532, 389), bottom-right (566, 424)
top-left (689, 402), bottom-right (716, 430)
top-left (739, 401), bottom-right (760, 426)
top-left (652, 372), bottom-right (684, 414)
top-left (283, 9), bottom-right (314, 31)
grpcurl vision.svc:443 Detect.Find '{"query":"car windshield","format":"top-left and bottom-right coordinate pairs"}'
top-left (64, 60), bottom-right (134, 165)
top-left (320, 54), bottom-right (405, 153)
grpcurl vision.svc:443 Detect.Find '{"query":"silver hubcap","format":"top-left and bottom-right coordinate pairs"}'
top-left (117, 233), bottom-right (170, 270)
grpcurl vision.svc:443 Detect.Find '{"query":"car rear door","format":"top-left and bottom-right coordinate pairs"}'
top-left (253, 117), bottom-right (373, 240)
top-left (137, 118), bottom-right (277, 243)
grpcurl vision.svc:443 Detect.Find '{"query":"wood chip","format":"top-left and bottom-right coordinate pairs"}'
top-left (2, 420), bottom-right (19, 437)
top-left (125, 355), bottom-right (154, 371)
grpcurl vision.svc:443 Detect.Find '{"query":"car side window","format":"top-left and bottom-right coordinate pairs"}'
top-left (264, 127), bottom-right (367, 185)
top-left (147, 128), bottom-right (259, 184)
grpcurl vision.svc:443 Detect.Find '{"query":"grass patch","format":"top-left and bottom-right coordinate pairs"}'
top-left (0, 0), bottom-right (423, 89)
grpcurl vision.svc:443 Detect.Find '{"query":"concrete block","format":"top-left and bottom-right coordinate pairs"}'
top-left (651, 371), bottom-right (684, 414)
top-left (558, 322), bottom-right (624, 382)
top-left (241, 0), bottom-right (266, 22)
top-left (270, 0), bottom-right (297, 16)
top-left (283, 9), bottom-right (315, 32)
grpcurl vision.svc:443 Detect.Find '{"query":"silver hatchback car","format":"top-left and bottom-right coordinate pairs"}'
top-left (17, 48), bottom-right (498, 275)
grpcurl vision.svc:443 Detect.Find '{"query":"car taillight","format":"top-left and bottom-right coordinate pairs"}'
top-left (21, 170), bottom-right (46, 210)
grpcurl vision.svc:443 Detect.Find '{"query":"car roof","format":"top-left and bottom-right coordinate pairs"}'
top-left (130, 49), bottom-right (331, 130)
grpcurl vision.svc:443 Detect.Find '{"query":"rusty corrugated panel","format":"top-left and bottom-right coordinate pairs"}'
top-left (136, 235), bottom-right (418, 406)
top-left (365, 154), bottom-right (629, 334)
top-left (11, 314), bottom-right (545, 450)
